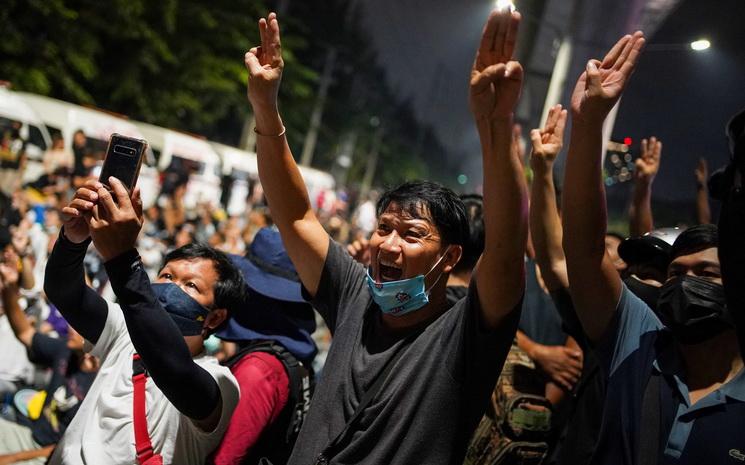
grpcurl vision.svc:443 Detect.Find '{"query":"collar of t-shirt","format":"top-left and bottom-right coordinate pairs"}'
top-left (651, 337), bottom-right (745, 459)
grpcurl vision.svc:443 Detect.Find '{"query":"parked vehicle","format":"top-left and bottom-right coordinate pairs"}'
top-left (18, 92), bottom-right (159, 208)
top-left (134, 121), bottom-right (222, 210)
top-left (0, 85), bottom-right (53, 184)
top-left (210, 142), bottom-right (258, 217)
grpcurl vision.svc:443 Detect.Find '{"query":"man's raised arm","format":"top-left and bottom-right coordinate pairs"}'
top-left (244, 13), bottom-right (329, 297)
top-left (44, 180), bottom-right (109, 344)
top-left (562, 33), bottom-right (645, 342)
top-left (529, 104), bottom-right (569, 292)
top-left (469, 9), bottom-right (529, 329)
top-left (628, 136), bottom-right (661, 236)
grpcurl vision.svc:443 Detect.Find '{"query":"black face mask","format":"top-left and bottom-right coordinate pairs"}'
top-left (624, 276), bottom-right (661, 310)
top-left (657, 276), bottom-right (733, 345)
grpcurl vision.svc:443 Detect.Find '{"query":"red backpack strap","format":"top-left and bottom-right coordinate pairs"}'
top-left (132, 353), bottom-right (157, 465)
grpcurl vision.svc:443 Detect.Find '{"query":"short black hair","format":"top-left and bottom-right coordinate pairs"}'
top-left (162, 243), bottom-right (247, 315)
top-left (453, 194), bottom-right (484, 273)
top-left (670, 224), bottom-right (718, 260)
top-left (376, 180), bottom-right (469, 246)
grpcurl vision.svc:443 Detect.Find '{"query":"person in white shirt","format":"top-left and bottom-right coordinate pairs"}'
top-left (44, 178), bottom-right (243, 465)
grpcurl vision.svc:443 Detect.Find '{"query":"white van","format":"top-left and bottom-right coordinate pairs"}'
top-left (209, 142), bottom-right (258, 217)
top-left (17, 92), bottom-right (160, 208)
top-left (134, 122), bottom-right (222, 211)
top-left (0, 86), bottom-right (53, 184)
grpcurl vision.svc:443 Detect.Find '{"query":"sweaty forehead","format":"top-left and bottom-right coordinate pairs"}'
top-left (380, 201), bottom-right (434, 224)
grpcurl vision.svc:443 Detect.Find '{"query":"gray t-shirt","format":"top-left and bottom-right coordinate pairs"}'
top-left (288, 240), bottom-right (521, 465)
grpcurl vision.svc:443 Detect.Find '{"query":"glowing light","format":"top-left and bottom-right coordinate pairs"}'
top-left (690, 39), bottom-right (710, 51)
top-left (495, 0), bottom-right (515, 12)
top-left (623, 137), bottom-right (632, 146)
top-left (457, 174), bottom-right (468, 185)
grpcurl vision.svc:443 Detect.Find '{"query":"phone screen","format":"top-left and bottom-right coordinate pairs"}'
top-left (98, 134), bottom-right (147, 191)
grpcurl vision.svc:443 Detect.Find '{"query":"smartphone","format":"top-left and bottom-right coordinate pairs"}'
top-left (98, 133), bottom-right (148, 192)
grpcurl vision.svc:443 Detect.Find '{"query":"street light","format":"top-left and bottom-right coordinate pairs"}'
top-left (494, 0), bottom-right (515, 12)
top-left (646, 39), bottom-right (712, 52)
top-left (690, 39), bottom-right (711, 51)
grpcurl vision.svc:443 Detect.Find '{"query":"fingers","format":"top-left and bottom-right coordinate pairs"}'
top-left (555, 108), bottom-right (568, 139)
top-left (641, 138), bottom-right (648, 157)
top-left (613, 33), bottom-right (637, 71)
top-left (503, 11), bottom-right (521, 61)
top-left (493, 10), bottom-right (509, 62)
top-left (97, 185), bottom-right (119, 217)
top-left (653, 139), bottom-right (662, 161)
top-left (477, 10), bottom-right (501, 67)
top-left (267, 12), bottom-right (282, 64)
top-left (258, 17), bottom-right (268, 52)
top-left (619, 32), bottom-right (646, 77)
top-left (601, 34), bottom-right (631, 69)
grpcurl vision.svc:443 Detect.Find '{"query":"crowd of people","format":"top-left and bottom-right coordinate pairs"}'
top-left (0, 6), bottom-right (744, 465)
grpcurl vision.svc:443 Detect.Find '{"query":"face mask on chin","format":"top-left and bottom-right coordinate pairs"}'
top-left (623, 276), bottom-right (661, 310)
top-left (366, 247), bottom-right (450, 317)
top-left (656, 275), bottom-right (733, 345)
top-left (151, 283), bottom-right (210, 336)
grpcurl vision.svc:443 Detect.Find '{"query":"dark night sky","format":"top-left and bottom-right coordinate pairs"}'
top-left (360, 0), bottom-right (745, 206)
top-left (613, 0), bottom-right (745, 204)
top-left (360, 0), bottom-right (494, 182)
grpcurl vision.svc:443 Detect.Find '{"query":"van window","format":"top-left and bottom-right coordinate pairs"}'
top-left (28, 125), bottom-right (47, 151)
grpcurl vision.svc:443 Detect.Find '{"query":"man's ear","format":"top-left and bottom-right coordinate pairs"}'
top-left (442, 245), bottom-right (463, 274)
top-left (202, 308), bottom-right (228, 337)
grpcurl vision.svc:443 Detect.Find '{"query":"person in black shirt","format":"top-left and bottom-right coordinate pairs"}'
top-left (244, 9), bottom-right (528, 464)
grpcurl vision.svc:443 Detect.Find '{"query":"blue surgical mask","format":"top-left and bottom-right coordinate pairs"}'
top-left (151, 283), bottom-right (210, 336)
top-left (366, 248), bottom-right (450, 316)
top-left (203, 334), bottom-right (222, 354)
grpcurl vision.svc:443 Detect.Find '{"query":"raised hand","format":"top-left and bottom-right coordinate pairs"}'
top-left (346, 237), bottom-right (371, 267)
top-left (530, 104), bottom-right (568, 168)
top-left (86, 177), bottom-right (144, 261)
top-left (469, 8), bottom-right (523, 120)
top-left (245, 12), bottom-right (284, 111)
top-left (634, 136), bottom-right (662, 184)
top-left (0, 245), bottom-right (20, 292)
top-left (61, 179), bottom-right (103, 244)
top-left (694, 157), bottom-right (709, 187)
top-left (570, 32), bottom-right (645, 124)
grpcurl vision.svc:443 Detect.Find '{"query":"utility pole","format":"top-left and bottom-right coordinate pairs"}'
top-left (359, 122), bottom-right (383, 200)
top-left (300, 47), bottom-right (337, 166)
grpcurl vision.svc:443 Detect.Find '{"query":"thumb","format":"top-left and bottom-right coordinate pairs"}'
top-left (471, 63), bottom-right (507, 93)
top-left (244, 49), bottom-right (263, 75)
top-left (132, 187), bottom-right (143, 220)
top-left (585, 60), bottom-right (602, 91)
top-left (529, 128), bottom-right (543, 153)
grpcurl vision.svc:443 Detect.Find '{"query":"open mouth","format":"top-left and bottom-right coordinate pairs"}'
top-left (379, 262), bottom-right (403, 282)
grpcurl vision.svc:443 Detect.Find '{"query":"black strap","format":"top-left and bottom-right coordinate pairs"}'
top-left (315, 335), bottom-right (417, 465)
top-left (639, 372), bottom-right (662, 465)
top-left (224, 341), bottom-right (313, 443)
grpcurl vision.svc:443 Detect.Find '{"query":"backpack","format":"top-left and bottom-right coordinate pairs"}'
top-left (223, 341), bottom-right (314, 465)
top-left (464, 342), bottom-right (552, 465)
